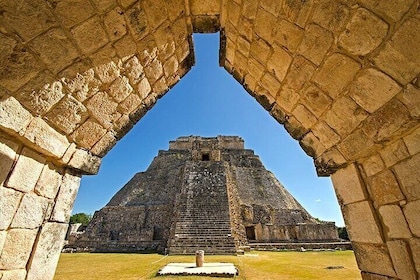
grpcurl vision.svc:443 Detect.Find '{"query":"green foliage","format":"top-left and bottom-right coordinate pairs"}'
top-left (337, 227), bottom-right (349, 240)
top-left (69, 213), bottom-right (92, 226)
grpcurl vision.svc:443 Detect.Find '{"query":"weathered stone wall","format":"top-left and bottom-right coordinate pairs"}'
top-left (0, 0), bottom-right (418, 278)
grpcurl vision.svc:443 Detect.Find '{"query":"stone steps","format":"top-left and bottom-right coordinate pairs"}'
top-left (168, 161), bottom-right (237, 255)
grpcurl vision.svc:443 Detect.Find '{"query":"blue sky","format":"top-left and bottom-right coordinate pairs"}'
top-left (73, 33), bottom-right (345, 227)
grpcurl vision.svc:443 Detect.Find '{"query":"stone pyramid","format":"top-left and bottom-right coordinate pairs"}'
top-left (68, 136), bottom-right (338, 254)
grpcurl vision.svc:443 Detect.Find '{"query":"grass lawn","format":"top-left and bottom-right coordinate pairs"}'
top-left (54, 251), bottom-right (361, 280)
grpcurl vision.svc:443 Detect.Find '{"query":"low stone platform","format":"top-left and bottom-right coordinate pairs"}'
top-left (157, 263), bottom-right (238, 277)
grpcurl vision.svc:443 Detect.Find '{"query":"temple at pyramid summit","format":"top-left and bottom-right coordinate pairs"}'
top-left (67, 136), bottom-right (339, 254)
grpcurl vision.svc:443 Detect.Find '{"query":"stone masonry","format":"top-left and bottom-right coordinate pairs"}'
top-left (67, 136), bottom-right (338, 254)
top-left (0, 0), bottom-right (419, 279)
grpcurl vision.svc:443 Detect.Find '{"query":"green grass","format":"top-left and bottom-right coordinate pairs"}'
top-left (54, 251), bottom-right (361, 280)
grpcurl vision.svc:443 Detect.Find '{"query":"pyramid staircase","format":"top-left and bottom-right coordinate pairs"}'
top-left (168, 161), bottom-right (237, 255)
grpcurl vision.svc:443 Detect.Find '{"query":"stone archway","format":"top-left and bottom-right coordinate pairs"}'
top-left (0, 1), bottom-right (419, 279)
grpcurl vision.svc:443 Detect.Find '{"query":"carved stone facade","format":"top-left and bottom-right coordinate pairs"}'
top-left (0, 0), bottom-right (419, 279)
top-left (67, 136), bottom-right (338, 254)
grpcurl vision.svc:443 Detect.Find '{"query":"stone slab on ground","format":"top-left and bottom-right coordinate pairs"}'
top-left (157, 262), bottom-right (238, 277)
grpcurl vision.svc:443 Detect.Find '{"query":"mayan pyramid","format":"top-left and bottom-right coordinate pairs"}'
top-left (68, 136), bottom-right (338, 254)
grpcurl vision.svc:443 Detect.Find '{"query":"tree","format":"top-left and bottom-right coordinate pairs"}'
top-left (69, 213), bottom-right (92, 226)
top-left (337, 227), bottom-right (349, 240)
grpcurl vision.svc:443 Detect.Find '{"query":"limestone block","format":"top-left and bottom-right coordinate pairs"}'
top-left (337, 129), bottom-right (376, 160)
top-left (379, 140), bottom-right (410, 168)
top-left (342, 201), bottom-right (383, 243)
top-left (373, 15), bottom-right (420, 84)
top-left (244, 75), bottom-right (258, 93)
top-left (95, 62), bottom-right (120, 85)
top-left (125, 3), bottom-right (151, 41)
top-left (114, 35), bottom-right (138, 59)
top-left (368, 170), bottom-right (405, 206)
top-left (0, 96), bottom-right (33, 135)
top-left (71, 16), bottom-right (109, 54)
top-left (261, 73), bottom-right (281, 96)
top-left (260, 0), bottom-right (282, 16)
top-left (300, 84), bottom-right (332, 117)
top-left (190, 0), bottom-right (220, 15)
top-left (104, 7), bottom-right (127, 41)
top-left (0, 1), bottom-right (56, 41)
top-left (311, 121), bottom-right (340, 150)
top-left (121, 0), bottom-right (137, 7)
top-left (352, 242), bottom-right (396, 278)
top-left (60, 143), bottom-right (77, 165)
top-left (331, 164), bottom-right (366, 205)
top-left (228, 1), bottom-right (241, 26)
top-left (0, 228), bottom-right (38, 270)
top-left (247, 58), bottom-right (265, 81)
top-left (0, 187), bottom-right (22, 230)
top-left (267, 45), bottom-right (292, 82)
top-left (300, 132), bottom-right (325, 157)
top-left (403, 126), bottom-right (420, 156)
top-left (35, 163), bottom-right (62, 199)
top-left (45, 94), bottom-right (88, 134)
top-left (124, 56), bottom-right (144, 85)
top-left (171, 17), bottom-right (189, 44)
top-left (152, 77), bottom-right (169, 96)
top-left (137, 78), bottom-right (152, 99)
top-left (26, 222), bottom-right (68, 280)
top-left (143, 0), bottom-right (168, 29)
top-left (324, 96), bottom-right (368, 137)
top-left (28, 28), bottom-right (79, 73)
top-left (68, 149), bottom-right (101, 175)
top-left (91, 132), bottom-right (117, 157)
top-left (403, 199), bottom-right (420, 237)
top-left (242, 0), bottom-right (259, 19)
top-left (338, 8), bottom-right (388, 56)
top-left (312, 0), bottom-right (350, 32)
top-left (23, 117), bottom-right (70, 158)
top-left (399, 84), bottom-right (420, 119)
top-left (315, 147), bottom-right (347, 176)
top-left (280, 0), bottom-right (313, 27)
top-left (164, 55), bottom-right (179, 78)
top-left (387, 240), bottom-right (417, 280)
top-left (144, 59), bottom-right (163, 84)
top-left (154, 23), bottom-right (176, 61)
top-left (250, 37), bottom-right (271, 65)
top-left (292, 104), bottom-right (317, 129)
top-left (359, 0), bottom-right (416, 22)
top-left (109, 76), bottom-right (133, 103)
top-left (298, 24), bottom-right (333, 65)
top-left (282, 56), bottom-right (316, 92)
top-left (254, 8), bottom-right (277, 41)
top-left (362, 154), bottom-right (385, 177)
top-left (11, 193), bottom-right (49, 229)
top-left (314, 53), bottom-right (361, 98)
top-left (276, 87), bottom-right (300, 113)
top-left (362, 99), bottom-right (412, 142)
top-left (0, 230), bottom-right (5, 256)
top-left (166, 0), bottom-right (185, 21)
top-left (379, 205), bottom-right (412, 239)
top-left (53, 0), bottom-right (94, 28)
top-left (117, 94), bottom-right (142, 115)
top-left (86, 91), bottom-right (118, 129)
top-left (0, 34), bottom-right (39, 91)
top-left (90, 0), bottom-right (114, 12)
top-left (51, 173), bottom-right (81, 223)
top-left (0, 269), bottom-right (27, 280)
top-left (89, 44), bottom-right (117, 66)
top-left (349, 68), bottom-right (401, 113)
top-left (393, 154), bottom-right (420, 201)
top-left (6, 148), bottom-right (45, 193)
top-left (273, 20), bottom-right (304, 52)
top-left (15, 74), bottom-right (64, 116)
top-left (284, 116), bottom-right (307, 140)
top-left (236, 36), bottom-right (250, 57)
top-left (63, 71), bottom-right (96, 102)
top-left (0, 136), bottom-right (19, 185)
top-left (409, 238), bottom-right (420, 272)
top-left (70, 118), bottom-right (107, 149)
